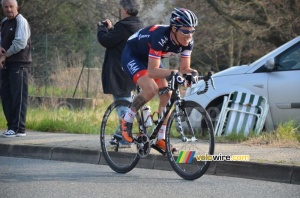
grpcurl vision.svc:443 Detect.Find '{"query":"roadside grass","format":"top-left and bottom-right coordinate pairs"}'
top-left (0, 97), bottom-right (159, 135)
top-left (29, 85), bottom-right (79, 98)
top-left (25, 106), bottom-right (106, 134)
top-left (215, 120), bottom-right (300, 148)
top-left (0, 100), bottom-right (109, 134)
top-left (243, 120), bottom-right (300, 148)
top-left (0, 102), bottom-right (299, 147)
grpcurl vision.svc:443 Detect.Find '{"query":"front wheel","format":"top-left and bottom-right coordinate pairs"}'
top-left (100, 100), bottom-right (140, 173)
top-left (166, 100), bottom-right (215, 180)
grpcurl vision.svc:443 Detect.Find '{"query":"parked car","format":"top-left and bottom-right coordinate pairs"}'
top-left (184, 36), bottom-right (300, 131)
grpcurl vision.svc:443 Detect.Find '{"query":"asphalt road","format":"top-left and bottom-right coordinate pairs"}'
top-left (0, 156), bottom-right (299, 198)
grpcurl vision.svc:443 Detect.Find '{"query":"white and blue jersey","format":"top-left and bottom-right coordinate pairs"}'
top-left (121, 25), bottom-right (193, 83)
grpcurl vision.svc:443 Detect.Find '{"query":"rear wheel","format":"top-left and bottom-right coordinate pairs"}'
top-left (100, 100), bottom-right (140, 173)
top-left (165, 100), bottom-right (215, 180)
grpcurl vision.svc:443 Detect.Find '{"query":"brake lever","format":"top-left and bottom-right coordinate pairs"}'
top-left (205, 71), bottom-right (215, 90)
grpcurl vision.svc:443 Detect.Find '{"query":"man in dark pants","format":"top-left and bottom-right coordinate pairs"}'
top-left (0, 0), bottom-right (31, 137)
top-left (97, 0), bottom-right (143, 144)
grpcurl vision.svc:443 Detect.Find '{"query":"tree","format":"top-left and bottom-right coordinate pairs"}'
top-left (206, 0), bottom-right (300, 47)
top-left (172, 0), bottom-right (295, 72)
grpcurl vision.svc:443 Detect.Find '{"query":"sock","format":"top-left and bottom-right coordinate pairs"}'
top-left (123, 108), bottom-right (136, 123)
top-left (158, 124), bottom-right (166, 140)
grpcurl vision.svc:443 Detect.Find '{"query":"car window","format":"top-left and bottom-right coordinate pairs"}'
top-left (276, 42), bottom-right (300, 71)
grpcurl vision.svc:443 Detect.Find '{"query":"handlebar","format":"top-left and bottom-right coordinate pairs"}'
top-left (159, 71), bottom-right (215, 95)
top-left (196, 71), bottom-right (215, 95)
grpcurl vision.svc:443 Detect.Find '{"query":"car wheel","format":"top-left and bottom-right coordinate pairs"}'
top-left (207, 103), bottom-right (223, 129)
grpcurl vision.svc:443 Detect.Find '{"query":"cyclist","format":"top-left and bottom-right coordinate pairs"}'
top-left (121, 8), bottom-right (198, 151)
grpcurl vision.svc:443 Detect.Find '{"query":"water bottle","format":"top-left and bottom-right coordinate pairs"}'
top-left (142, 105), bottom-right (152, 127)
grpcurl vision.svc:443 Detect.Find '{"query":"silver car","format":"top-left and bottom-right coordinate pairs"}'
top-left (185, 36), bottom-right (300, 131)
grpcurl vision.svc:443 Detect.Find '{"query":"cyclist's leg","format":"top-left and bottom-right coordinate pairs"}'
top-left (154, 61), bottom-right (172, 143)
top-left (155, 78), bottom-right (174, 151)
top-left (136, 75), bottom-right (158, 102)
top-left (121, 75), bottom-right (158, 142)
top-left (121, 50), bottom-right (157, 142)
top-left (156, 78), bottom-right (172, 120)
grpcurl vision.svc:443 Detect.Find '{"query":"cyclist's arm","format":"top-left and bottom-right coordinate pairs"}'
top-left (179, 50), bottom-right (197, 74)
top-left (148, 58), bottom-right (176, 79)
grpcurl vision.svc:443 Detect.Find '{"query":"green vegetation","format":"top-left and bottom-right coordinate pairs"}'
top-left (25, 107), bottom-right (105, 134)
top-left (0, 103), bottom-right (299, 147)
top-left (276, 120), bottom-right (300, 142)
top-left (28, 85), bottom-right (80, 98)
top-left (0, 103), bottom-right (108, 134)
top-left (216, 131), bottom-right (250, 143)
top-left (210, 122), bottom-right (300, 146)
top-left (0, 98), bottom-right (159, 134)
top-left (239, 121), bottom-right (299, 147)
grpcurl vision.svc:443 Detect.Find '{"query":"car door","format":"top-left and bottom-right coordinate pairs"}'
top-left (267, 42), bottom-right (300, 127)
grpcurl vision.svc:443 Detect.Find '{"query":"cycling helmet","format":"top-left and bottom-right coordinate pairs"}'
top-left (170, 8), bottom-right (198, 27)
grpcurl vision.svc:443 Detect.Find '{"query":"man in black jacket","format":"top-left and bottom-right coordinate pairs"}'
top-left (97, 0), bottom-right (143, 99)
top-left (97, 0), bottom-right (143, 143)
top-left (1, 0), bottom-right (31, 137)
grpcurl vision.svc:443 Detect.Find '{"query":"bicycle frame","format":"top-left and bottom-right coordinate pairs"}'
top-left (137, 85), bottom-right (179, 139)
top-left (133, 74), bottom-right (203, 155)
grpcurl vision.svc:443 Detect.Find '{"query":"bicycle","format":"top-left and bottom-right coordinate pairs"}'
top-left (100, 71), bottom-right (215, 180)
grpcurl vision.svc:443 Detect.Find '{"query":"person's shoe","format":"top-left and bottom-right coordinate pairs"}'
top-left (16, 132), bottom-right (26, 137)
top-left (121, 118), bottom-right (133, 143)
top-left (118, 139), bottom-right (132, 148)
top-left (3, 130), bottom-right (16, 138)
top-left (109, 132), bottom-right (132, 148)
top-left (156, 139), bottom-right (177, 152)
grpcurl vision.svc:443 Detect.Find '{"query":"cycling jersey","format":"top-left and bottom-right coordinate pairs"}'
top-left (122, 25), bottom-right (194, 83)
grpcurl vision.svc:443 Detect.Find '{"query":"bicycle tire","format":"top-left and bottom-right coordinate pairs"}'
top-left (100, 100), bottom-right (140, 173)
top-left (166, 100), bottom-right (215, 180)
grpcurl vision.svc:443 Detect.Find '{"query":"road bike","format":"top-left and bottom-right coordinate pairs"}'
top-left (100, 72), bottom-right (215, 180)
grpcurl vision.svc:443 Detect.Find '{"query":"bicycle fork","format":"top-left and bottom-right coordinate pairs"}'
top-left (175, 101), bottom-right (198, 142)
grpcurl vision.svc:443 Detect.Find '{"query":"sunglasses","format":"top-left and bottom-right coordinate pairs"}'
top-left (176, 28), bottom-right (195, 35)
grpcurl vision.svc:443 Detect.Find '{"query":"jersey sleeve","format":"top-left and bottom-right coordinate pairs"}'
top-left (149, 48), bottom-right (162, 59)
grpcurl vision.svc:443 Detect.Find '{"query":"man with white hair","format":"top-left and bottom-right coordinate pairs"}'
top-left (0, 0), bottom-right (31, 137)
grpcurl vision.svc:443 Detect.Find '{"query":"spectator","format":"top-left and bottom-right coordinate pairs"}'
top-left (1, 0), bottom-right (31, 137)
top-left (97, 0), bottom-right (143, 144)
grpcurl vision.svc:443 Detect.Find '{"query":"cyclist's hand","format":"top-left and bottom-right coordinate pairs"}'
top-left (172, 69), bottom-right (179, 74)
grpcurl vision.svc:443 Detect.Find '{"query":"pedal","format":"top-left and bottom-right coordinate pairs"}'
top-left (113, 133), bottom-right (123, 141)
top-left (110, 134), bottom-right (132, 149)
top-left (151, 144), bottom-right (166, 156)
